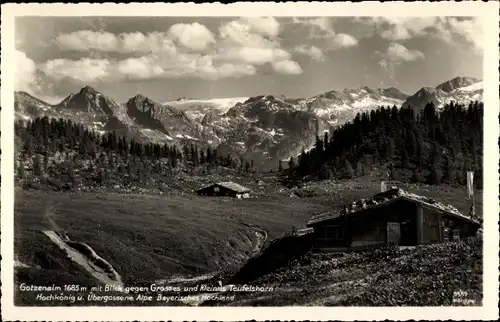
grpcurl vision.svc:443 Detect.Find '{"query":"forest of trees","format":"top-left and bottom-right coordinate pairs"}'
top-left (14, 117), bottom-right (255, 189)
top-left (288, 101), bottom-right (484, 188)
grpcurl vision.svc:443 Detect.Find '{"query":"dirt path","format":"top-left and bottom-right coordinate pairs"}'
top-left (252, 230), bottom-right (268, 256)
top-left (43, 230), bottom-right (123, 288)
top-left (235, 219), bottom-right (268, 257)
top-left (14, 256), bottom-right (30, 268)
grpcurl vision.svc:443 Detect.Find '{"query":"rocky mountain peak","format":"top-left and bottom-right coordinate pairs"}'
top-left (381, 87), bottom-right (408, 100)
top-left (401, 77), bottom-right (482, 114)
top-left (79, 85), bottom-right (99, 96)
top-left (126, 94), bottom-right (161, 113)
top-left (436, 77), bottom-right (480, 93)
top-left (56, 86), bottom-right (121, 118)
top-left (127, 94), bottom-right (155, 107)
top-left (131, 93), bottom-right (147, 101)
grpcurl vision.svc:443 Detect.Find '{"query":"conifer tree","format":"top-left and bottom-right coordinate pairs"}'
top-left (98, 168), bottom-right (107, 186)
top-left (343, 159), bottom-right (354, 179)
top-left (355, 161), bottom-right (365, 177)
top-left (318, 163), bottom-right (333, 180)
top-left (411, 170), bottom-right (423, 183)
top-left (428, 161), bottom-right (443, 185)
top-left (17, 161), bottom-right (26, 180)
top-left (33, 155), bottom-right (43, 176)
top-left (443, 155), bottom-right (457, 184)
top-left (67, 164), bottom-right (76, 185)
top-left (118, 163), bottom-right (126, 175)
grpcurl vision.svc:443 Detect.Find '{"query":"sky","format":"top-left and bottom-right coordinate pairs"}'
top-left (15, 16), bottom-right (483, 104)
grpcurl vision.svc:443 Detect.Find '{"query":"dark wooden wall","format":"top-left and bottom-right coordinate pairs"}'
top-left (197, 185), bottom-right (238, 197)
top-left (311, 199), bottom-right (479, 252)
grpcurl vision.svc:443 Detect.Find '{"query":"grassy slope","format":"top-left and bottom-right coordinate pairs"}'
top-left (14, 190), bottom-right (329, 288)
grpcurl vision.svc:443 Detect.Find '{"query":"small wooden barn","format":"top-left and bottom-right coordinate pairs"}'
top-left (307, 188), bottom-right (481, 252)
top-left (196, 182), bottom-right (251, 198)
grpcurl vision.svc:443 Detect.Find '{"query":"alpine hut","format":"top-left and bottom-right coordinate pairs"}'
top-left (196, 182), bottom-right (251, 198)
top-left (307, 188), bottom-right (481, 252)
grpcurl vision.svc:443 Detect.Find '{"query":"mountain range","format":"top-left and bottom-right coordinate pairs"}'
top-left (13, 76), bottom-right (483, 168)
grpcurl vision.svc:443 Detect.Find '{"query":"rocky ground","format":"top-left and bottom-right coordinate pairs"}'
top-left (205, 237), bottom-right (483, 306)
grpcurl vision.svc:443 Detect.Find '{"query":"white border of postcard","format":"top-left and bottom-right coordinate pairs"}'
top-left (1, 2), bottom-right (499, 321)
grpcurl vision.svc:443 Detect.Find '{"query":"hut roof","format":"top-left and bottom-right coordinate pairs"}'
top-left (198, 181), bottom-right (250, 193)
top-left (307, 188), bottom-right (480, 227)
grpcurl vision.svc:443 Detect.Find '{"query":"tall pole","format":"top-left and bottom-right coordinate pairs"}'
top-left (467, 171), bottom-right (475, 218)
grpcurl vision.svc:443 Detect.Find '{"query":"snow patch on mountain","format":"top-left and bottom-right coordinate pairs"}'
top-left (457, 81), bottom-right (483, 92)
top-left (164, 97), bottom-right (249, 122)
top-left (402, 78), bottom-right (483, 113)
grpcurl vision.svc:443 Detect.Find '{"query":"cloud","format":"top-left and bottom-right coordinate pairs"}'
top-left (55, 30), bottom-right (177, 54)
top-left (15, 50), bottom-right (39, 93)
top-left (359, 17), bottom-right (438, 41)
top-left (332, 33), bottom-right (359, 49)
top-left (292, 17), bottom-right (334, 38)
top-left (14, 50), bottom-right (66, 103)
top-left (116, 55), bottom-right (165, 80)
top-left (387, 43), bottom-right (425, 62)
top-left (40, 58), bottom-right (112, 83)
top-left (435, 17), bottom-right (483, 52)
top-left (55, 30), bottom-right (119, 52)
top-left (55, 22), bottom-right (217, 54)
top-left (211, 63), bottom-right (257, 80)
top-left (377, 43), bottom-right (425, 74)
top-left (215, 47), bottom-right (291, 66)
top-left (294, 45), bottom-right (325, 61)
top-left (380, 24), bottom-right (411, 41)
top-left (238, 17), bottom-right (281, 39)
top-left (216, 17), bottom-right (295, 70)
top-left (47, 17), bottom-right (309, 82)
top-left (291, 17), bottom-right (359, 50)
top-left (359, 16), bottom-right (483, 53)
top-left (218, 19), bottom-right (279, 49)
top-left (271, 60), bottom-right (303, 75)
top-left (120, 32), bottom-right (177, 54)
top-left (167, 22), bottom-right (216, 52)
top-left (40, 52), bottom-right (256, 83)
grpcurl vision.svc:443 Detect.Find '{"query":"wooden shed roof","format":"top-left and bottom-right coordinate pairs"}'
top-left (307, 188), bottom-right (480, 227)
top-left (197, 181), bottom-right (250, 193)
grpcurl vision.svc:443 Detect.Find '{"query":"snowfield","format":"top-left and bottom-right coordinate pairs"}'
top-left (456, 81), bottom-right (483, 92)
top-left (164, 97), bottom-right (249, 121)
